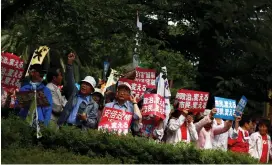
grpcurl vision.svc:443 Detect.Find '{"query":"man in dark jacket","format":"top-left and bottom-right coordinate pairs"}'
top-left (57, 53), bottom-right (99, 130)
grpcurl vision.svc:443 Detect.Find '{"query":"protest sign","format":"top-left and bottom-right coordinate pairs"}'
top-left (141, 94), bottom-right (166, 119)
top-left (16, 90), bottom-right (50, 107)
top-left (214, 97), bottom-right (236, 120)
top-left (135, 67), bottom-right (156, 89)
top-left (98, 107), bottom-right (133, 135)
top-left (235, 96), bottom-right (247, 116)
top-left (118, 78), bottom-right (148, 101)
top-left (140, 116), bottom-right (161, 138)
top-left (1, 52), bottom-right (24, 91)
top-left (175, 89), bottom-right (209, 112)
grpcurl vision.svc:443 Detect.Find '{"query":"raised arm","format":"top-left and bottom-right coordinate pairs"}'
top-left (65, 53), bottom-right (76, 99)
top-left (194, 108), bottom-right (217, 132)
top-left (168, 115), bottom-right (185, 132)
top-left (214, 120), bottom-right (232, 136)
top-left (187, 115), bottom-right (198, 141)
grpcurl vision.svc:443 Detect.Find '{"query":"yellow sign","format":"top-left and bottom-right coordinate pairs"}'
top-left (30, 46), bottom-right (50, 65)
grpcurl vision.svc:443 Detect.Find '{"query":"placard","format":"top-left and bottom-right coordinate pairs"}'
top-left (1, 52), bottom-right (24, 91)
top-left (118, 78), bottom-right (148, 101)
top-left (235, 96), bottom-right (247, 116)
top-left (214, 97), bottom-right (236, 120)
top-left (98, 107), bottom-right (133, 135)
top-left (175, 89), bottom-right (209, 112)
top-left (135, 67), bottom-right (156, 89)
top-left (141, 94), bottom-right (166, 119)
top-left (16, 90), bottom-right (50, 107)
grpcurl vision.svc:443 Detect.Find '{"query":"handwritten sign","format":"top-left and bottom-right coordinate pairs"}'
top-left (175, 89), bottom-right (209, 112)
top-left (142, 94), bottom-right (165, 119)
top-left (235, 96), bottom-right (247, 116)
top-left (98, 107), bottom-right (133, 135)
top-left (1, 52), bottom-right (24, 91)
top-left (16, 90), bottom-right (50, 107)
top-left (118, 78), bottom-right (148, 101)
top-left (135, 67), bottom-right (156, 89)
top-left (214, 97), bottom-right (236, 120)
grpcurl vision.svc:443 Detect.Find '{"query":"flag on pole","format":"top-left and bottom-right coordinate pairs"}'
top-left (31, 46), bottom-right (50, 65)
top-left (25, 90), bottom-right (42, 139)
top-left (137, 11), bottom-right (142, 31)
top-left (133, 11), bottom-right (142, 68)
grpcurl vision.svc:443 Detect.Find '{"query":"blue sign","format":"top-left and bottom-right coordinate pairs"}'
top-left (214, 97), bottom-right (236, 120)
top-left (235, 96), bottom-right (247, 116)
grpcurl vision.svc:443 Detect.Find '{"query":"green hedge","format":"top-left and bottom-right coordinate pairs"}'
top-left (2, 116), bottom-right (259, 164)
top-left (2, 146), bottom-right (121, 164)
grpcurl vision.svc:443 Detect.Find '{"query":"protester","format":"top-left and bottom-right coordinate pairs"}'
top-left (57, 53), bottom-right (99, 130)
top-left (249, 119), bottom-right (272, 163)
top-left (164, 108), bottom-right (198, 144)
top-left (105, 91), bottom-right (116, 104)
top-left (17, 64), bottom-right (53, 126)
top-left (92, 90), bottom-right (104, 122)
top-left (194, 109), bottom-right (239, 149)
top-left (212, 117), bottom-right (239, 151)
top-left (141, 115), bottom-right (164, 141)
top-left (104, 82), bottom-right (142, 130)
top-left (249, 118), bottom-right (257, 135)
top-left (46, 67), bottom-right (67, 124)
top-left (228, 115), bottom-right (251, 153)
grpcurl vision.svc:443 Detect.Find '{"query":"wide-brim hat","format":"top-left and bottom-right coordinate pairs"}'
top-left (81, 76), bottom-right (96, 89)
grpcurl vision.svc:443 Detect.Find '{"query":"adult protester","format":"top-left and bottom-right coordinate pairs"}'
top-left (46, 67), bottom-right (67, 124)
top-left (194, 109), bottom-right (239, 149)
top-left (57, 53), bottom-right (99, 130)
top-left (249, 119), bottom-right (272, 163)
top-left (228, 116), bottom-right (251, 153)
top-left (104, 82), bottom-right (142, 130)
top-left (164, 107), bottom-right (198, 144)
top-left (17, 64), bottom-right (53, 126)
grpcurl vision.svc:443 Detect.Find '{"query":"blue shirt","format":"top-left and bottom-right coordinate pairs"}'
top-left (67, 95), bottom-right (91, 124)
top-left (105, 100), bottom-right (138, 119)
top-left (17, 83), bottom-right (53, 126)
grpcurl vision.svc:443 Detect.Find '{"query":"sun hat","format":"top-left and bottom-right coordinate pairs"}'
top-left (81, 76), bottom-right (96, 89)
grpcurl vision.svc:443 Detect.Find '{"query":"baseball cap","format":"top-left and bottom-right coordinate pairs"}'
top-left (118, 82), bottom-right (132, 91)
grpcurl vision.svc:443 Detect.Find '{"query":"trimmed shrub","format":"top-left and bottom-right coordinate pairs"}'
top-left (1, 146), bottom-right (121, 164)
top-left (2, 117), bottom-right (258, 164)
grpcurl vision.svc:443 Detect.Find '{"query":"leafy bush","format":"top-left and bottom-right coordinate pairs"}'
top-left (2, 117), bottom-right (258, 164)
top-left (1, 146), bottom-right (121, 164)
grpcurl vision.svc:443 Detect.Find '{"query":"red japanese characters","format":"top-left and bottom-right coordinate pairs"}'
top-left (135, 67), bottom-right (156, 89)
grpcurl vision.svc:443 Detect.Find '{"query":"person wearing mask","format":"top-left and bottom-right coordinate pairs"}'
top-left (249, 119), bottom-right (272, 163)
top-left (195, 109), bottom-right (239, 149)
top-left (17, 64), bottom-right (53, 126)
top-left (46, 68), bottom-right (67, 124)
top-left (212, 117), bottom-right (239, 151)
top-left (228, 115), bottom-right (251, 153)
top-left (57, 53), bottom-right (99, 130)
top-left (164, 108), bottom-right (198, 144)
top-left (104, 82), bottom-right (142, 131)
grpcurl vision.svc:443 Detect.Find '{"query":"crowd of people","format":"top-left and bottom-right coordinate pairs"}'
top-left (4, 53), bottom-right (272, 163)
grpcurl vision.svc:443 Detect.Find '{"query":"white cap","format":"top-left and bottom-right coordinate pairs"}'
top-left (81, 76), bottom-right (96, 89)
top-left (118, 82), bottom-right (132, 91)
